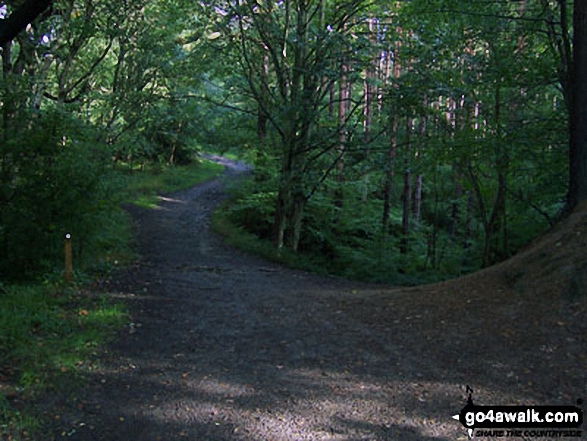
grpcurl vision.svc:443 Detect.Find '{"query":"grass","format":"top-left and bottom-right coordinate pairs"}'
top-left (211, 198), bottom-right (331, 276)
top-left (75, 158), bottom-right (226, 275)
top-left (118, 159), bottom-right (225, 209)
top-left (0, 157), bottom-right (226, 439)
top-left (211, 179), bottom-right (446, 286)
top-left (0, 284), bottom-right (126, 440)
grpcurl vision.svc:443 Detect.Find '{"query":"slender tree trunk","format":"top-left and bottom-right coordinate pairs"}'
top-left (1, 41), bottom-right (13, 138)
top-left (272, 0), bottom-right (312, 252)
top-left (382, 116), bottom-right (397, 230)
top-left (412, 95), bottom-right (427, 224)
top-left (363, 67), bottom-right (372, 147)
top-left (382, 32), bottom-right (402, 230)
top-left (400, 118), bottom-right (412, 254)
top-left (329, 81), bottom-right (335, 118)
top-left (257, 55), bottom-right (269, 141)
top-left (477, 85), bottom-right (508, 267)
top-left (483, 173), bottom-right (506, 267)
top-left (570, 0), bottom-right (587, 208)
top-left (273, 179), bottom-right (288, 249)
top-left (451, 175), bottom-right (463, 237)
top-left (401, 171), bottom-right (411, 254)
top-left (464, 191), bottom-right (475, 249)
top-left (288, 190), bottom-right (306, 252)
top-left (168, 119), bottom-right (183, 166)
top-left (257, 107), bottom-right (268, 141)
top-left (429, 174), bottom-right (440, 269)
top-left (364, 18), bottom-right (375, 150)
top-left (378, 48), bottom-right (391, 115)
top-left (336, 56), bottom-right (348, 210)
top-left (413, 175), bottom-right (423, 222)
top-left (273, 143), bottom-right (295, 249)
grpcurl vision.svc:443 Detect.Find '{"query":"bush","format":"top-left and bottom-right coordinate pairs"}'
top-left (0, 110), bottom-right (119, 279)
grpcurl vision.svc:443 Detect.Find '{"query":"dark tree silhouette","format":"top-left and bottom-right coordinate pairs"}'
top-left (570, 0), bottom-right (587, 208)
top-left (0, 0), bottom-right (53, 45)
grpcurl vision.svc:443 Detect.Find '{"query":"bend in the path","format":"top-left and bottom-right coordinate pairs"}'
top-left (48, 157), bottom-right (585, 441)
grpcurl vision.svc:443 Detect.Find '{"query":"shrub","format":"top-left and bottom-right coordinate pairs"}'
top-left (0, 109), bottom-right (119, 279)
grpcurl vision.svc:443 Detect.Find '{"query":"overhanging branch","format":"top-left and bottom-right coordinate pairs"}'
top-left (0, 0), bottom-right (53, 45)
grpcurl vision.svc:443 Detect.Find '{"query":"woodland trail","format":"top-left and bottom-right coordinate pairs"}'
top-left (48, 157), bottom-right (587, 441)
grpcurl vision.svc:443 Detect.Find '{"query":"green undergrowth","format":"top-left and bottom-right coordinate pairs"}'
top-left (212, 176), bottom-right (468, 286)
top-left (118, 158), bottom-right (225, 209)
top-left (0, 284), bottom-right (126, 440)
top-left (81, 158), bottom-right (226, 276)
top-left (212, 198), bottom-right (328, 275)
top-left (0, 158), bottom-right (225, 439)
top-left (212, 196), bottom-right (420, 284)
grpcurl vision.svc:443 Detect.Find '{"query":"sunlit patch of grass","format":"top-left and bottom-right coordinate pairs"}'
top-left (120, 159), bottom-right (225, 209)
top-left (79, 159), bottom-right (225, 276)
top-left (132, 195), bottom-right (162, 210)
top-left (0, 284), bottom-right (127, 439)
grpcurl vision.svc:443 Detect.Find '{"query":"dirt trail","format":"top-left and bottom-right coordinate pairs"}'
top-left (49, 158), bottom-right (587, 440)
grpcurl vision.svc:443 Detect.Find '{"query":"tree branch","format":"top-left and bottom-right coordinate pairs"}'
top-left (0, 0), bottom-right (53, 45)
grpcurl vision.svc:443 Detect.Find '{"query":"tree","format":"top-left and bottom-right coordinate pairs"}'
top-left (0, 0), bottom-right (53, 45)
top-left (570, 0), bottom-right (587, 208)
top-left (214, 0), bottom-right (369, 251)
top-left (2, 0), bottom-right (576, 280)
top-left (0, 0), bottom-right (190, 276)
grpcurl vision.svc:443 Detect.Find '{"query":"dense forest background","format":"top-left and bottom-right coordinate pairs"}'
top-left (1, 0), bottom-right (585, 284)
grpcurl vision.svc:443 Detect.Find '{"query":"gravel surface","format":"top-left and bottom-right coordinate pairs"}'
top-left (46, 157), bottom-right (587, 441)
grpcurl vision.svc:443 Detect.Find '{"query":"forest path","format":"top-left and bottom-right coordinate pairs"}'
top-left (50, 157), bottom-right (586, 441)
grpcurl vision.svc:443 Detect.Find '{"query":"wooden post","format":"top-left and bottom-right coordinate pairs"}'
top-left (65, 233), bottom-right (73, 283)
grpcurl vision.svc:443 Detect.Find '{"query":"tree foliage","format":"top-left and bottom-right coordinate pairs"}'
top-left (208, 0), bottom-right (576, 280)
top-left (0, 0), bottom-right (584, 282)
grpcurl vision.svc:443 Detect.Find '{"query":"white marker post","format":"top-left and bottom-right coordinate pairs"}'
top-left (65, 233), bottom-right (73, 283)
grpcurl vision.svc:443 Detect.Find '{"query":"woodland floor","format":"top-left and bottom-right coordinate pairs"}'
top-left (44, 157), bottom-right (587, 440)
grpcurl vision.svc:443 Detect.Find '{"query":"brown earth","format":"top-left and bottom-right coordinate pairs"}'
top-left (45, 157), bottom-right (587, 440)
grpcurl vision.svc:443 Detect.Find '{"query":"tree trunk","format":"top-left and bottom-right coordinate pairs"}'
top-left (257, 107), bottom-right (268, 141)
top-left (469, 84), bottom-right (509, 267)
top-left (363, 68), bottom-right (372, 147)
top-left (428, 175), bottom-right (440, 270)
top-left (569, 0), bottom-right (587, 208)
top-left (272, 0), bottom-right (312, 252)
top-left (168, 119), bottom-right (183, 166)
top-left (329, 81), bottom-right (335, 118)
top-left (382, 32), bottom-right (402, 231)
top-left (273, 145), bottom-right (295, 249)
top-left (287, 191), bottom-right (306, 252)
top-left (401, 169), bottom-right (411, 254)
top-left (257, 52), bottom-right (270, 142)
top-left (451, 176), bottom-right (463, 237)
top-left (464, 191), bottom-right (475, 249)
top-left (275, 152), bottom-right (306, 252)
top-left (400, 118), bottom-right (412, 254)
top-left (413, 174), bottom-right (423, 223)
top-left (363, 18), bottom-right (375, 150)
top-left (273, 181), bottom-right (288, 249)
top-left (336, 56), bottom-right (349, 210)
top-left (1, 41), bottom-right (13, 137)
top-left (382, 115), bottom-right (397, 230)
top-left (377, 48), bottom-right (391, 115)
top-left (483, 172), bottom-right (506, 267)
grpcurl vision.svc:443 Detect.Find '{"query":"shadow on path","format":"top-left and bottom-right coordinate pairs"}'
top-left (45, 157), bottom-right (585, 441)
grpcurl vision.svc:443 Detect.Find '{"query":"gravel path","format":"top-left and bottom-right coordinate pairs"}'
top-left (47, 157), bottom-right (586, 441)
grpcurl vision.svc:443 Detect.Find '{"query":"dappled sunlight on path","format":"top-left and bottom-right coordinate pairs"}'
top-left (47, 158), bottom-right (587, 441)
